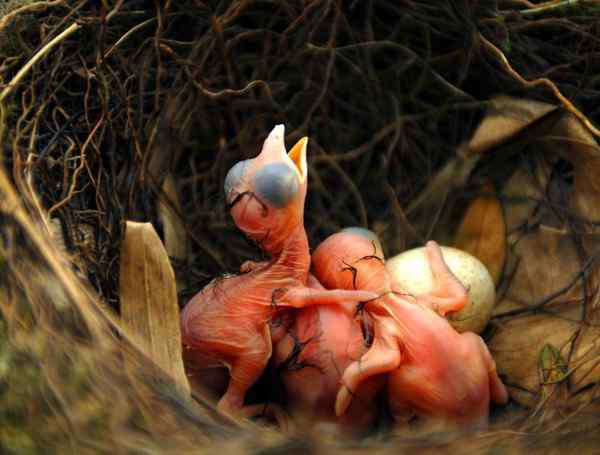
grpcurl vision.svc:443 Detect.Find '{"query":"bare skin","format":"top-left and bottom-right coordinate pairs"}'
top-left (272, 274), bottom-right (385, 434)
top-left (180, 126), bottom-right (377, 418)
top-left (311, 229), bottom-right (509, 428)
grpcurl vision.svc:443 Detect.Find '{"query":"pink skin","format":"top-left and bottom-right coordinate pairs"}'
top-left (272, 273), bottom-right (385, 434)
top-left (180, 126), bottom-right (378, 417)
top-left (311, 230), bottom-right (509, 428)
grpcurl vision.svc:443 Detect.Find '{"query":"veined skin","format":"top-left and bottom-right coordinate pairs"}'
top-left (273, 273), bottom-right (385, 434)
top-left (311, 229), bottom-right (508, 428)
top-left (181, 126), bottom-right (377, 418)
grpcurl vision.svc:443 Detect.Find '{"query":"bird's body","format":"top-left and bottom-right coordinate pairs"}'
top-left (181, 126), bottom-right (377, 418)
top-left (311, 229), bottom-right (508, 428)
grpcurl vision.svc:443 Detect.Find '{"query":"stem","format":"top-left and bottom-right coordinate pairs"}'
top-left (0, 22), bottom-right (81, 104)
top-left (479, 33), bottom-right (600, 137)
top-left (0, 0), bottom-right (66, 33)
top-left (520, 0), bottom-right (599, 16)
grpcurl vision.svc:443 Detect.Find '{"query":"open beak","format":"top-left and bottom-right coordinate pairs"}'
top-left (258, 125), bottom-right (308, 184)
top-left (287, 136), bottom-right (308, 184)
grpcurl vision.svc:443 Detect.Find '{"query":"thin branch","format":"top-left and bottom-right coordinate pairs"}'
top-left (493, 256), bottom-right (597, 319)
top-left (0, 22), bottom-right (81, 104)
top-left (0, 0), bottom-right (66, 33)
top-left (520, 0), bottom-right (600, 16)
top-left (479, 33), bottom-right (600, 137)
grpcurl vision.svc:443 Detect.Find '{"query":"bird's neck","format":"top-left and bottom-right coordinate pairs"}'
top-left (270, 222), bottom-right (311, 282)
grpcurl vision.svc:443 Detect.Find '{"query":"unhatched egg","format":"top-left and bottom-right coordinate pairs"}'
top-left (386, 246), bottom-right (495, 333)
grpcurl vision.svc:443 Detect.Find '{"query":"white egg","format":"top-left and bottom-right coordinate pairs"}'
top-left (385, 246), bottom-right (495, 333)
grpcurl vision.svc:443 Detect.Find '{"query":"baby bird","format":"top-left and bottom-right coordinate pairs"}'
top-left (180, 126), bottom-right (378, 418)
top-left (311, 228), bottom-right (508, 428)
top-left (273, 271), bottom-right (385, 435)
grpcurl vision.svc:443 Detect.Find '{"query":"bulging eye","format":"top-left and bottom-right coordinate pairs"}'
top-left (224, 160), bottom-right (250, 198)
top-left (253, 162), bottom-right (299, 208)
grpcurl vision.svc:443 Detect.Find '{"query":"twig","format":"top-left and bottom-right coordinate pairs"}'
top-left (0, 22), bottom-right (81, 104)
top-left (501, 0), bottom-right (561, 7)
top-left (105, 0), bottom-right (125, 22)
top-left (48, 116), bottom-right (104, 216)
top-left (479, 33), bottom-right (600, 137)
top-left (493, 255), bottom-right (597, 318)
top-left (0, 0), bottom-right (66, 33)
top-left (520, 0), bottom-right (600, 16)
top-left (103, 17), bottom-right (157, 59)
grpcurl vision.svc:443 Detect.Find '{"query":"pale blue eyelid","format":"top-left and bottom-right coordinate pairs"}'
top-left (254, 162), bottom-right (299, 208)
top-left (224, 160), bottom-right (250, 196)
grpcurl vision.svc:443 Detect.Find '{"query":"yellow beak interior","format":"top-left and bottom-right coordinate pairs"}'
top-left (288, 136), bottom-right (308, 183)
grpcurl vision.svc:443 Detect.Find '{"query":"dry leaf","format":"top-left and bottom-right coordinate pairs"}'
top-left (489, 223), bottom-right (600, 408)
top-left (454, 184), bottom-right (505, 285)
top-left (572, 153), bottom-right (600, 225)
top-left (493, 225), bottom-right (598, 317)
top-left (538, 343), bottom-right (568, 397)
top-left (119, 221), bottom-right (189, 394)
top-left (408, 96), bottom-right (557, 218)
top-left (144, 103), bottom-right (186, 184)
top-left (501, 155), bottom-right (555, 235)
top-left (512, 112), bottom-right (600, 228)
top-left (158, 173), bottom-right (187, 261)
top-left (550, 115), bottom-right (600, 225)
top-left (490, 315), bottom-right (572, 408)
top-left (466, 96), bottom-right (557, 156)
top-left (490, 313), bottom-right (600, 408)
top-left (569, 329), bottom-right (600, 398)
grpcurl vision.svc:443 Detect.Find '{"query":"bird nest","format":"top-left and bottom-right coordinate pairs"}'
top-left (1, 0), bottom-right (600, 452)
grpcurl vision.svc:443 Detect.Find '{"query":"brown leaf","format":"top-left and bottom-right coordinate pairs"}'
top-left (158, 173), bottom-right (187, 261)
top-left (454, 184), bottom-right (505, 285)
top-left (489, 223), bottom-right (600, 408)
top-left (550, 114), bottom-right (600, 225)
top-left (489, 315), bottom-right (570, 408)
top-left (407, 96), bottom-right (557, 218)
top-left (489, 313), bottom-right (600, 408)
top-left (493, 225), bottom-right (597, 317)
top-left (144, 102), bottom-right (187, 184)
top-left (119, 221), bottom-right (189, 394)
top-left (501, 154), bottom-right (555, 235)
top-left (466, 96), bottom-right (557, 156)
top-left (482, 110), bottom-right (600, 229)
top-left (569, 328), bottom-right (600, 397)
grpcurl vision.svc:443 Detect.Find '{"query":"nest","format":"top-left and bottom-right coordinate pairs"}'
top-left (1, 0), bottom-right (600, 452)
